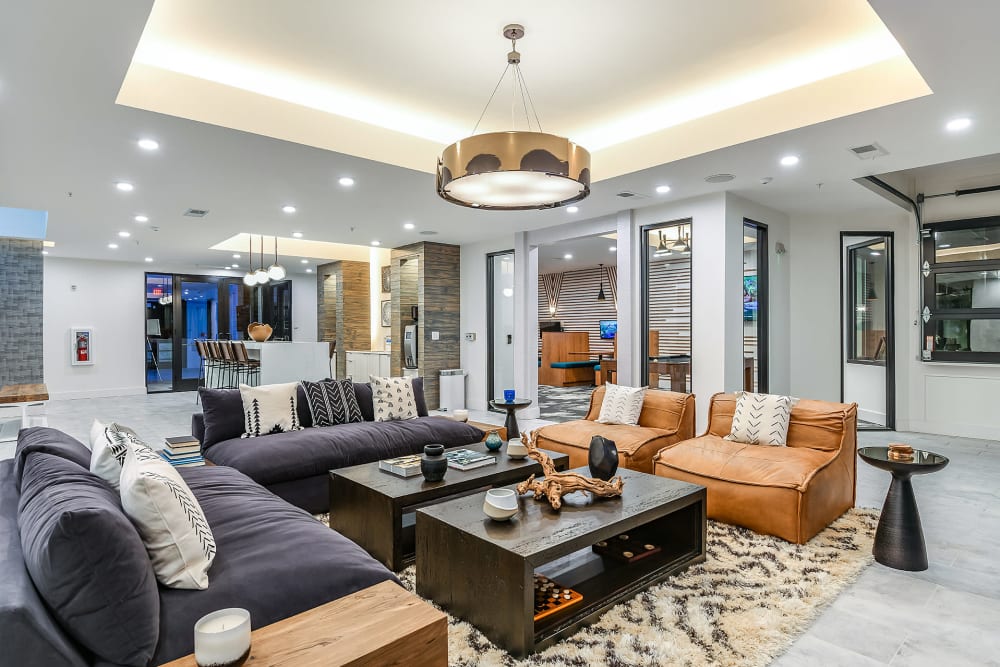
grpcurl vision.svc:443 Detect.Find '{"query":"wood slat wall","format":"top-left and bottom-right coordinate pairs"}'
top-left (537, 266), bottom-right (618, 356)
top-left (648, 258), bottom-right (691, 357)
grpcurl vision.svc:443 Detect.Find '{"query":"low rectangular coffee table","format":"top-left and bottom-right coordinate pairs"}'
top-left (329, 442), bottom-right (569, 571)
top-left (415, 468), bottom-right (706, 657)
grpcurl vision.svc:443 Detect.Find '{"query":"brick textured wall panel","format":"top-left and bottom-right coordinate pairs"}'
top-left (0, 238), bottom-right (44, 384)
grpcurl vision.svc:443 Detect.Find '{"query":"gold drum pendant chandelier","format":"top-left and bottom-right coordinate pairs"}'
top-left (436, 24), bottom-right (591, 211)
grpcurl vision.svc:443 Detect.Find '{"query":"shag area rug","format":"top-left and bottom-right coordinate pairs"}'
top-left (321, 508), bottom-right (878, 667)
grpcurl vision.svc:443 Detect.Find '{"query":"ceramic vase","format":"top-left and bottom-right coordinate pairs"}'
top-left (485, 430), bottom-right (503, 452)
top-left (588, 435), bottom-right (619, 481)
top-left (420, 444), bottom-right (447, 482)
top-left (483, 489), bottom-right (518, 521)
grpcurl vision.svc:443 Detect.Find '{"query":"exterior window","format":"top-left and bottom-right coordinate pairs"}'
top-left (922, 216), bottom-right (1000, 363)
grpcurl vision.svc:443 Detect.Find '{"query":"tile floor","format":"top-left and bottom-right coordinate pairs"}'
top-left (3, 394), bottom-right (998, 666)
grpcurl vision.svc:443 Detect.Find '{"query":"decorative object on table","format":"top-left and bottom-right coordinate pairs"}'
top-left (516, 431), bottom-right (624, 510)
top-left (451, 409), bottom-right (469, 423)
top-left (378, 454), bottom-right (423, 478)
top-left (482, 488), bottom-right (518, 521)
top-left (533, 574), bottom-right (584, 621)
top-left (420, 444), bottom-right (448, 482)
top-left (246, 322), bottom-right (273, 342)
top-left (238, 382), bottom-right (302, 437)
top-left (446, 449), bottom-right (496, 471)
top-left (506, 439), bottom-right (529, 459)
top-left (488, 397), bottom-right (532, 440)
top-left (193, 607), bottom-right (251, 667)
top-left (503, 389), bottom-right (516, 402)
top-left (588, 434), bottom-right (619, 481)
top-left (484, 429), bottom-right (504, 451)
top-left (858, 446), bottom-right (949, 571)
top-left (70, 327), bottom-right (94, 365)
top-left (380, 299), bottom-right (392, 327)
top-left (888, 442), bottom-right (914, 462)
top-left (380, 265), bottom-right (391, 293)
top-left (593, 532), bottom-right (662, 564)
top-left (596, 383), bottom-right (646, 425)
top-left (725, 391), bottom-right (798, 446)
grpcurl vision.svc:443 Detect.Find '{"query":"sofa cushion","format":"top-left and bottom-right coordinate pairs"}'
top-left (301, 378), bottom-right (364, 426)
top-left (201, 386), bottom-right (314, 448)
top-left (655, 435), bottom-right (835, 491)
top-left (18, 452), bottom-right (160, 666)
top-left (151, 464), bottom-right (396, 665)
top-left (354, 379), bottom-right (428, 421)
top-left (370, 376), bottom-right (420, 421)
top-left (240, 382), bottom-right (304, 437)
top-left (725, 392), bottom-right (798, 446)
top-left (597, 383), bottom-right (646, 426)
top-left (584, 386), bottom-right (692, 431)
top-left (535, 419), bottom-right (673, 456)
top-left (89, 420), bottom-right (139, 489)
top-left (13, 427), bottom-right (91, 491)
top-left (707, 393), bottom-right (851, 452)
top-left (205, 417), bottom-right (484, 487)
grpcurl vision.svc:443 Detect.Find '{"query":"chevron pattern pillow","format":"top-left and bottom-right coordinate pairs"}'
top-left (725, 392), bottom-right (799, 446)
top-left (370, 375), bottom-right (419, 421)
top-left (596, 383), bottom-right (647, 425)
top-left (300, 379), bottom-right (363, 426)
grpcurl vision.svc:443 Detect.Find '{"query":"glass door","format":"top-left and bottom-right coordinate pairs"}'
top-left (487, 251), bottom-right (515, 403)
top-left (175, 277), bottom-right (220, 392)
top-left (743, 220), bottom-right (768, 392)
top-left (641, 220), bottom-right (692, 390)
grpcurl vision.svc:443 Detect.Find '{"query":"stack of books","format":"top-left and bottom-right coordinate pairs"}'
top-left (159, 435), bottom-right (205, 467)
top-left (379, 455), bottom-right (423, 478)
top-left (445, 449), bottom-right (496, 471)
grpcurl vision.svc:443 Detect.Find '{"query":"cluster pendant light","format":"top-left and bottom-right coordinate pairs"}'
top-left (436, 24), bottom-right (590, 211)
top-left (243, 235), bottom-right (286, 286)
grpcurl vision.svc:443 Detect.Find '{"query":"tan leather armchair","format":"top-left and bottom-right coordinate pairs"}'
top-left (533, 386), bottom-right (695, 474)
top-left (653, 393), bottom-right (857, 544)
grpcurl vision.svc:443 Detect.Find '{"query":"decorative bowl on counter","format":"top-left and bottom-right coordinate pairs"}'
top-left (483, 489), bottom-right (519, 521)
top-left (506, 440), bottom-right (529, 459)
top-left (247, 322), bottom-right (273, 342)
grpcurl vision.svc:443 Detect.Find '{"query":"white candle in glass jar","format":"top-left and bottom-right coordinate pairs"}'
top-left (194, 608), bottom-right (251, 667)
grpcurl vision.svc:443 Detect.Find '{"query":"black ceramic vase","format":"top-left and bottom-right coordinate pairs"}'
top-left (421, 444), bottom-right (447, 482)
top-left (588, 435), bottom-right (619, 481)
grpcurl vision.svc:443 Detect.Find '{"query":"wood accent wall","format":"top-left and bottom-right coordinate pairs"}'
top-left (537, 265), bottom-right (618, 357)
top-left (316, 260), bottom-right (371, 378)
top-left (647, 258), bottom-right (691, 356)
top-left (390, 242), bottom-right (461, 410)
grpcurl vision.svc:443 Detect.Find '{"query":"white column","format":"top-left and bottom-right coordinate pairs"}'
top-left (512, 232), bottom-right (540, 419)
top-left (616, 209), bottom-right (636, 387)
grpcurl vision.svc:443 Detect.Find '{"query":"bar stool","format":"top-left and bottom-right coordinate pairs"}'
top-left (218, 340), bottom-right (239, 389)
top-left (230, 341), bottom-right (261, 387)
top-left (194, 340), bottom-right (210, 402)
top-left (206, 340), bottom-right (231, 389)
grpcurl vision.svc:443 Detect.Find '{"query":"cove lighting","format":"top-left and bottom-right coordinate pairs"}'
top-left (656, 185), bottom-right (671, 194)
top-left (946, 117), bottom-right (971, 132)
top-left (137, 138), bottom-right (159, 151)
top-left (780, 155), bottom-right (800, 166)
top-left (282, 205), bottom-right (296, 213)
top-left (338, 177), bottom-right (355, 187)
top-left (134, 215), bottom-right (148, 223)
top-left (116, 182), bottom-right (134, 192)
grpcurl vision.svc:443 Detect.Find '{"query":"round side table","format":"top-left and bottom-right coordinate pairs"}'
top-left (858, 446), bottom-right (948, 571)
top-left (488, 398), bottom-right (532, 440)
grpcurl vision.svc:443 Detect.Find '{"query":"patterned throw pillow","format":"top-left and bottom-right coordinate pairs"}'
top-left (89, 419), bottom-right (140, 489)
top-left (369, 376), bottom-right (419, 422)
top-left (239, 382), bottom-right (303, 437)
top-left (596, 383), bottom-right (647, 425)
top-left (300, 379), bottom-right (364, 427)
top-left (725, 392), bottom-right (799, 446)
top-left (118, 435), bottom-right (216, 589)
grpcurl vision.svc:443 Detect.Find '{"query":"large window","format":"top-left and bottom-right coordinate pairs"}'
top-left (922, 216), bottom-right (1000, 363)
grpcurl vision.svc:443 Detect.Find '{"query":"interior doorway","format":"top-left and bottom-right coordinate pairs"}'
top-left (641, 220), bottom-right (692, 392)
top-left (743, 220), bottom-right (768, 392)
top-left (841, 232), bottom-right (895, 429)
top-left (486, 250), bottom-right (515, 406)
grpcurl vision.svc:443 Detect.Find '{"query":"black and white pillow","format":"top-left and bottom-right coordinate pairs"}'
top-left (301, 379), bottom-right (363, 427)
top-left (119, 436), bottom-right (216, 590)
top-left (369, 376), bottom-right (419, 422)
top-left (89, 419), bottom-right (140, 489)
top-left (596, 383), bottom-right (647, 425)
top-left (239, 382), bottom-right (303, 437)
top-left (725, 392), bottom-right (799, 446)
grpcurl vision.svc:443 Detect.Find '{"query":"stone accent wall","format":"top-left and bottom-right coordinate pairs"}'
top-left (0, 238), bottom-right (44, 384)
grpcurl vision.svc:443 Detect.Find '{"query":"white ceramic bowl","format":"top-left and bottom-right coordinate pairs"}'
top-left (483, 489), bottom-right (519, 521)
top-left (452, 409), bottom-right (469, 423)
top-left (506, 441), bottom-right (529, 459)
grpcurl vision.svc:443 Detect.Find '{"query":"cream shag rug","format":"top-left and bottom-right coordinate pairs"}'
top-left (323, 508), bottom-right (878, 667)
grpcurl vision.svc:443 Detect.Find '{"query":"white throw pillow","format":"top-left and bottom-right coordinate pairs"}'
top-left (369, 376), bottom-right (419, 422)
top-left (89, 419), bottom-right (139, 490)
top-left (597, 383), bottom-right (647, 425)
top-left (725, 392), bottom-right (799, 446)
top-left (119, 436), bottom-right (216, 590)
top-left (239, 382), bottom-right (303, 437)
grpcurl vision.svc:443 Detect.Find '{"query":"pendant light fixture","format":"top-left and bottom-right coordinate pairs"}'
top-left (267, 236), bottom-right (286, 281)
top-left (242, 235), bottom-right (256, 286)
top-left (653, 231), bottom-right (673, 258)
top-left (253, 235), bottom-right (270, 285)
top-left (597, 263), bottom-right (607, 302)
top-left (436, 24), bottom-right (590, 211)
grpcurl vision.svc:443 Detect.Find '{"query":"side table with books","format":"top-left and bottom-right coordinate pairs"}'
top-left (160, 435), bottom-right (205, 467)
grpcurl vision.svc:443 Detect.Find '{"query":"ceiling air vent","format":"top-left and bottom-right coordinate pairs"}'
top-left (616, 190), bottom-right (646, 199)
top-left (183, 208), bottom-right (209, 218)
top-left (705, 174), bottom-right (735, 183)
top-left (848, 142), bottom-right (888, 160)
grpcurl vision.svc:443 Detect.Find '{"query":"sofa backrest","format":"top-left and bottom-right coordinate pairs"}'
top-left (706, 392), bottom-right (857, 452)
top-left (585, 386), bottom-right (695, 435)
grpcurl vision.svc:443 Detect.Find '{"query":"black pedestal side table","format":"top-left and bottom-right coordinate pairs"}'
top-left (488, 398), bottom-right (532, 440)
top-left (858, 446), bottom-right (949, 571)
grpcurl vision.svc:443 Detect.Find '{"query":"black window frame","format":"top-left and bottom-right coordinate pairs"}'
top-left (921, 215), bottom-right (1000, 363)
top-left (845, 237), bottom-right (890, 366)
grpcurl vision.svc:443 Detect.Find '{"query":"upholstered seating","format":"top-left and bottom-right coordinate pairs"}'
top-left (653, 393), bottom-right (857, 544)
top-left (533, 386), bottom-right (695, 473)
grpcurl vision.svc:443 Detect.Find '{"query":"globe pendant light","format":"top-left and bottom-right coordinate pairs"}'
top-left (253, 235), bottom-right (270, 285)
top-left (436, 24), bottom-right (590, 211)
top-left (597, 263), bottom-right (607, 302)
top-left (267, 236), bottom-right (286, 281)
top-left (243, 235), bottom-right (256, 286)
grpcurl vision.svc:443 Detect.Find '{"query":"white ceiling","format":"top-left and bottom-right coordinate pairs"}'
top-left (2, 0), bottom-right (1000, 272)
top-left (537, 234), bottom-right (619, 274)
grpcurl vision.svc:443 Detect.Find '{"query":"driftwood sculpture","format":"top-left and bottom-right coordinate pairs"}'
top-left (515, 431), bottom-right (624, 510)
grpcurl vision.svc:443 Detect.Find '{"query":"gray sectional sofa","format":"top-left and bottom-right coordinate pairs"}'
top-left (1, 427), bottom-right (397, 667)
top-left (193, 379), bottom-right (485, 513)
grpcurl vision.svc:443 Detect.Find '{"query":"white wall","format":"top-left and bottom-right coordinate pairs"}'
top-left (291, 274), bottom-right (317, 342)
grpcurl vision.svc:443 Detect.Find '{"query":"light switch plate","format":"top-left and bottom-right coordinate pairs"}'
top-left (464, 332), bottom-right (476, 342)
top-left (431, 331), bottom-right (440, 341)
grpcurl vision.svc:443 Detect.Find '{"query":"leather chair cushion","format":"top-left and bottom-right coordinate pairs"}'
top-left (585, 386), bottom-right (690, 431)
top-left (536, 420), bottom-right (673, 456)
top-left (656, 435), bottom-right (834, 491)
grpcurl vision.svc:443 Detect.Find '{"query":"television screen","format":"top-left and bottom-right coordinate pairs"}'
top-left (743, 275), bottom-right (758, 320)
top-left (599, 320), bottom-right (618, 339)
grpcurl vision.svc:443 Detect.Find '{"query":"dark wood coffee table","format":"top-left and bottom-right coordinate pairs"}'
top-left (416, 468), bottom-right (706, 656)
top-left (329, 442), bottom-right (569, 571)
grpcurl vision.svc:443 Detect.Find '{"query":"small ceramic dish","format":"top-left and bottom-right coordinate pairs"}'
top-left (506, 441), bottom-right (529, 459)
top-left (483, 489), bottom-right (518, 521)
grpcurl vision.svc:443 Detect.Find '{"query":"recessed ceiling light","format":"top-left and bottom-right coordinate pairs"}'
top-left (563, 253), bottom-right (573, 259)
top-left (870, 251), bottom-right (882, 256)
top-left (780, 155), bottom-right (800, 166)
top-left (232, 254), bottom-right (241, 258)
top-left (144, 257), bottom-right (153, 262)
top-left (108, 243), bottom-right (119, 249)
top-left (939, 244), bottom-right (951, 248)
top-left (134, 215), bottom-right (148, 223)
top-left (137, 138), bottom-right (159, 151)
top-left (609, 246), bottom-right (617, 252)
top-left (115, 182), bottom-right (134, 192)
top-left (282, 205), bottom-right (296, 213)
top-left (300, 259), bottom-right (308, 264)
top-left (946, 117), bottom-right (971, 132)
top-left (231, 264), bottom-right (239, 268)
top-left (292, 231), bottom-right (304, 238)
top-left (655, 185), bottom-right (671, 194)
top-left (371, 240), bottom-right (381, 246)
top-left (306, 268), bottom-right (313, 273)
top-left (403, 222), bottom-right (415, 230)
top-left (118, 230), bottom-right (130, 238)
top-left (566, 206), bottom-right (579, 213)
top-left (41, 250), bottom-right (49, 255)
top-left (339, 177), bottom-right (355, 187)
